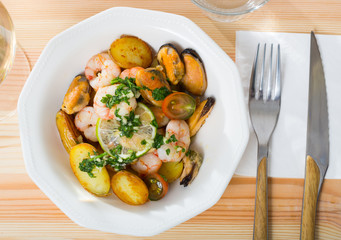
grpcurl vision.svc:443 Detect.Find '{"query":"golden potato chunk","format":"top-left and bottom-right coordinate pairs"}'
top-left (56, 110), bottom-right (83, 153)
top-left (111, 171), bottom-right (148, 205)
top-left (110, 36), bottom-right (153, 69)
top-left (70, 143), bottom-right (110, 197)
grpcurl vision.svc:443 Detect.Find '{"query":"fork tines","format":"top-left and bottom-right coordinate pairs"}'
top-left (250, 43), bottom-right (281, 101)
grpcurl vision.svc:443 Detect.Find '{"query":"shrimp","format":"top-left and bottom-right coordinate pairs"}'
top-left (119, 67), bottom-right (144, 79)
top-left (93, 84), bottom-right (137, 120)
top-left (157, 120), bottom-right (191, 162)
top-left (85, 53), bottom-right (121, 91)
top-left (131, 152), bottom-right (162, 175)
top-left (74, 106), bottom-right (99, 142)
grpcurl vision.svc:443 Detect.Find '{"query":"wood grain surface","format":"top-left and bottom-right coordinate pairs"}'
top-left (301, 156), bottom-right (321, 240)
top-left (254, 157), bottom-right (268, 240)
top-left (1, 0), bottom-right (341, 239)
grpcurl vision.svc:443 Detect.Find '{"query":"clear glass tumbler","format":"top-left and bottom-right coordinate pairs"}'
top-left (192, 0), bottom-right (270, 22)
top-left (0, 2), bottom-right (30, 121)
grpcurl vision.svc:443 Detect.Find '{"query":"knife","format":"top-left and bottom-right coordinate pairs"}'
top-left (300, 31), bottom-right (329, 240)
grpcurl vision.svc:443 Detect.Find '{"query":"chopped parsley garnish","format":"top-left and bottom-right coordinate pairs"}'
top-left (79, 145), bottom-right (138, 177)
top-left (114, 108), bottom-right (120, 118)
top-left (165, 134), bottom-right (177, 144)
top-left (111, 77), bottom-right (149, 96)
top-left (141, 139), bottom-right (147, 145)
top-left (151, 119), bottom-right (158, 128)
top-left (166, 148), bottom-right (170, 155)
top-left (100, 84), bottom-right (132, 109)
top-left (79, 152), bottom-right (107, 178)
top-left (116, 111), bottom-right (142, 138)
top-left (152, 87), bottom-right (171, 101)
top-left (152, 133), bottom-right (164, 149)
top-left (173, 145), bottom-right (186, 153)
top-left (110, 77), bottom-right (170, 102)
top-left (186, 149), bottom-right (193, 157)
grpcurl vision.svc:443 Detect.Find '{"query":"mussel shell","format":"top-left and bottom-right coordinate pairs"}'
top-left (181, 48), bottom-right (207, 96)
top-left (187, 97), bottom-right (215, 137)
top-left (135, 68), bottom-right (171, 107)
top-left (179, 150), bottom-right (203, 187)
top-left (181, 48), bottom-right (204, 64)
top-left (62, 75), bottom-right (90, 114)
top-left (157, 43), bottom-right (185, 85)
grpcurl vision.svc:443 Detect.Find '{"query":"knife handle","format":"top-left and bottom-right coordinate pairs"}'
top-left (253, 157), bottom-right (267, 240)
top-left (300, 155), bottom-right (320, 240)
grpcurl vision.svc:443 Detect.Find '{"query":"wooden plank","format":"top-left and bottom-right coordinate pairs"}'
top-left (1, 0), bottom-right (341, 238)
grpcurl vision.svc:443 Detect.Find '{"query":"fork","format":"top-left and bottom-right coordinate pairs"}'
top-left (249, 43), bottom-right (281, 240)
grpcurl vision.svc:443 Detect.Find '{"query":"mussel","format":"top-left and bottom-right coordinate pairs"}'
top-left (62, 75), bottom-right (90, 114)
top-left (181, 49), bottom-right (207, 96)
top-left (135, 68), bottom-right (171, 107)
top-left (187, 97), bottom-right (215, 137)
top-left (150, 56), bottom-right (159, 68)
top-left (157, 43), bottom-right (185, 85)
top-left (56, 110), bottom-right (83, 153)
top-left (180, 150), bottom-right (203, 187)
top-left (148, 105), bottom-right (170, 128)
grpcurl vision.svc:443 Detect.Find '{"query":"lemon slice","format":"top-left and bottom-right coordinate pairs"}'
top-left (96, 103), bottom-right (157, 159)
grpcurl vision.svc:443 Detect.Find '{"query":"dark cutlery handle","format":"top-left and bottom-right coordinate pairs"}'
top-left (300, 155), bottom-right (320, 240)
top-left (254, 157), bottom-right (267, 240)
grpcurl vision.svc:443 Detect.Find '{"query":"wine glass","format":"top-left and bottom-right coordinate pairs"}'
top-left (0, 2), bottom-right (30, 121)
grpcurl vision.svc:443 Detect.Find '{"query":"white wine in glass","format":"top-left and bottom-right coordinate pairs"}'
top-left (0, 2), bottom-right (30, 121)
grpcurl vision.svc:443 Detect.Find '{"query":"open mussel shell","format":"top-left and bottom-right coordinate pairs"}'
top-left (180, 150), bottom-right (203, 187)
top-left (56, 110), bottom-right (83, 153)
top-left (62, 75), bottom-right (90, 115)
top-left (187, 97), bottom-right (215, 137)
top-left (157, 43), bottom-right (185, 85)
top-left (135, 68), bottom-right (171, 107)
top-left (181, 48), bottom-right (207, 96)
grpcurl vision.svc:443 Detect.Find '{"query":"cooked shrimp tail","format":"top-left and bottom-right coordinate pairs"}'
top-left (157, 120), bottom-right (190, 162)
top-left (85, 53), bottom-right (121, 91)
top-left (74, 106), bottom-right (99, 142)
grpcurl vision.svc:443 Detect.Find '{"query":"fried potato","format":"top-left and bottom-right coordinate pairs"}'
top-left (158, 161), bottom-right (184, 183)
top-left (56, 110), bottom-right (83, 153)
top-left (111, 170), bottom-right (148, 205)
top-left (70, 143), bottom-right (110, 197)
top-left (110, 36), bottom-right (153, 69)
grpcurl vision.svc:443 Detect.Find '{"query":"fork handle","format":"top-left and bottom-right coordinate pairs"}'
top-left (300, 156), bottom-right (320, 240)
top-left (253, 157), bottom-right (268, 240)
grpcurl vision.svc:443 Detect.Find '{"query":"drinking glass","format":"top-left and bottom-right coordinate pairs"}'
top-left (0, 2), bottom-right (30, 121)
top-left (192, 0), bottom-right (270, 22)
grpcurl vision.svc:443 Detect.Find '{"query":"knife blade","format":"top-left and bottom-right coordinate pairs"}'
top-left (300, 31), bottom-right (329, 240)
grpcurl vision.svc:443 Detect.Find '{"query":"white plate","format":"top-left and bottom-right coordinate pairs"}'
top-left (18, 7), bottom-right (249, 236)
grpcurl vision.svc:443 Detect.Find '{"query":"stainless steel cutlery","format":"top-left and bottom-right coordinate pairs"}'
top-left (249, 43), bottom-right (281, 240)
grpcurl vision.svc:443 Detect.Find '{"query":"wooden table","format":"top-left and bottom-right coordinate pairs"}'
top-left (1, 0), bottom-right (341, 239)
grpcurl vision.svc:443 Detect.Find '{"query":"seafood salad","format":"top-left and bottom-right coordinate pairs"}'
top-left (56, 35), bottom-right (215, 205)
